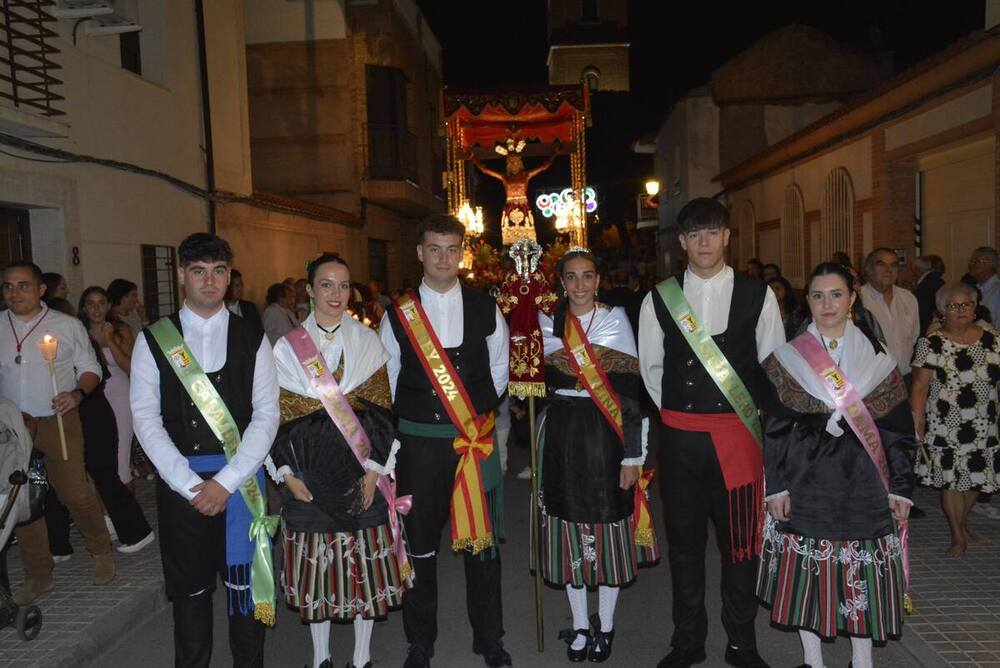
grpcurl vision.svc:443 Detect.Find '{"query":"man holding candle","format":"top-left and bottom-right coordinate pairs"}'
top-left (0, 261), bottom-right (114, 605)
top-left (130, 233), bottom-right (279, 668)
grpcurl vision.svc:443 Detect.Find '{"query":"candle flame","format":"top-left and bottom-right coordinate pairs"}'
top-left (43, 334), bottom-right (53, 342)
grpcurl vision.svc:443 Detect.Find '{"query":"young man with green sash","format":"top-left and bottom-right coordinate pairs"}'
top-left (130, 233), bottom-right (279, 668)
top-left (638, 198), bottom-right (784, 668)
top-left (379, 214), bottom-right (511, 668)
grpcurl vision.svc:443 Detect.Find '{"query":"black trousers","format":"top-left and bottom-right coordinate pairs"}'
top-left (46, 392), bottom-right (151, 553)
top-left (157, 476), bottom-right (265, 668)
top-left (659, 424), bottom-right (759, 652)
top-left (396, 432), bottom-right (504, 653)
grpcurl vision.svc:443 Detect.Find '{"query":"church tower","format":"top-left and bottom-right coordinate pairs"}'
top-left (547, 0), bottom-right (630, 92)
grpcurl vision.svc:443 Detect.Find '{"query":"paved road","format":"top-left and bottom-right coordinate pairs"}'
top-left (91, 443), bottom-right (946, 667)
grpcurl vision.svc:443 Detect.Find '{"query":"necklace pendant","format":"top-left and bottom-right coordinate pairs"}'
top-left (14, 354), bottom-right (21, 364)
top-left (324, 332), bottom-right (335, 341)
top-left (829, 339), bottom-right (838, 350)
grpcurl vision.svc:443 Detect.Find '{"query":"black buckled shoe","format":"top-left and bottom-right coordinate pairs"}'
top-left (473, 639), bottom-right (512, 667)
top-left (557, 627), bottom-right (591, 662)
top-left (403, 643), bottom-right (431, 668)
top-left (656, 646), bottom-right (707, 668)
top-left (723, 645), bottom-right (770, 668)
top-left (587, 613), bottom-right (614, 663)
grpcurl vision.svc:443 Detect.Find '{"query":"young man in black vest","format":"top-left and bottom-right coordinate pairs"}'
top-left (638, 198), bottom-right (784, 668)
top-left (130, 233), bottom-right (279, 667)
top-left (380, 214), bottom-right (511, 668)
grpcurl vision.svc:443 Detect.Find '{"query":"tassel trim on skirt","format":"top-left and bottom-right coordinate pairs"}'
top-left (756, 514), bottom-right (905, 642)
top-left (281, 522), bottom-right (413, 622)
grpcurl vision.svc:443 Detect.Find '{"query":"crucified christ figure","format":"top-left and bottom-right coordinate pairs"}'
top-left (466, 138), bottom-right (562, 243)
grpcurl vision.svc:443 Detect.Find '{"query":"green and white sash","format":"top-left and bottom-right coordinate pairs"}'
top-left (148, 318), bottom-right (278, 626)
top-left (654, 277), bottom-right (762, 446)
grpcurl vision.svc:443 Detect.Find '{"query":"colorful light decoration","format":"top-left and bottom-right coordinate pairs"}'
top-left (535, 187), bottom-right (597, 219)
top-left (457, 200), bottom-right (484, 237)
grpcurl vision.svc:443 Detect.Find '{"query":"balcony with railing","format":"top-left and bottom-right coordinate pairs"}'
top-left (364, 122), bottom-right (417, 181)
top-left (361, 121), bottom-right (443, 216)
top-left (0, 1), bottom-right (63, 115)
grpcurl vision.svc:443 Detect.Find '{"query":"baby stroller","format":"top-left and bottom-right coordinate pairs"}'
top-left (0, 398), bottom-right (43, 640)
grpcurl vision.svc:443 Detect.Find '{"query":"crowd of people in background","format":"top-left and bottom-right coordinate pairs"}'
top-left (3, 214), bottom-right (1000, 668)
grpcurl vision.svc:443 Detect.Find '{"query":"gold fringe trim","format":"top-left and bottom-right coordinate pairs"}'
top-left (254, 602), bottom-right (276, 627)
top-left (903, 593), bottom-right (913, 615)
top-left (400, 562), bottom-right (414, 584)
top-left (452, 534), bottom-right (495, 554)
top-left (509, 381), bottom-right (547, 398)
top-left (634, 527), bottom-right (654, 548)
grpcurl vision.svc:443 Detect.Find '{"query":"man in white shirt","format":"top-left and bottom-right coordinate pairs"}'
top-left (1, 261), bottom-right (114, 605)
top-left (860, 248), bottom-right (920, 384)
top-left (379, 215), bottom-right (511, 668)
top-left (261, 282), bottom-right (299, 345)
top-left (638, 198), bottom-right (783, 668)
top-left (130, 233), bottom-right (279, 668)
top-left (968, 247), bottom-right (1000, 329)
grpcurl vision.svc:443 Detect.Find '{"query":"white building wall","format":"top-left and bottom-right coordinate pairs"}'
top-left (0, 1), bottom-right (213, 298)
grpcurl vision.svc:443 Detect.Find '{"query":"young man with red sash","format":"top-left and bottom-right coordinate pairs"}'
top-left (130, 233), bottom-right (280, 667)
top-left (379, 214), bottom-right (511, 668)
top-left (757, 262), bottom-right (914, 668)
top-left (638, 198), bottom-right (784, 668)
top-left (537, 248), bottom-right (659, 664)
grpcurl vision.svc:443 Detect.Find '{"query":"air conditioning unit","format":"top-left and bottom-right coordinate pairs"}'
top-left (85, 0), bottom-right (140, 36)
top-left (53, 0), bottom-right (141, 36)
top-left (51, 1), bottom-right (114, 19)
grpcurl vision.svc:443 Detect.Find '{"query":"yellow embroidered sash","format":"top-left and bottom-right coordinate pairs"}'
top-left (561, 311), bottom-right (624, 441)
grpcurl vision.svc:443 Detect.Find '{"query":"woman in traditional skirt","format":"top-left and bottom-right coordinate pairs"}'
top-left (537, 247), bottom-right (658, 663)
top-left (269, 253), bottom-right (411, 668)
top-left (756, 262), bottom-right (915, 668)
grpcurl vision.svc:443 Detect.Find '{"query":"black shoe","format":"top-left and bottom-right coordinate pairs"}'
top-left (724, 645), bottom-right (770, 668)
top-left (587, 613), bottom-right (614, 663)
top-left (657, 646), bottom-right (707, 668)
top-left (909, 505), bottom-right (926, 518)
top-left (472, 640), bottom-right (512, 667)
top-left (345, 663), bottom-right (372, 668)
top-left (403, 644), bottom-right (431, 668)
top-left (558, 627), bottom-right (591, 662)
top-left (307, 661), bottom-right (331, 668)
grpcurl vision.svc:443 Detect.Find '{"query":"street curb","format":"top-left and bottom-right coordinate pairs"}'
top-left (55, 582), bottom-right (168, 668)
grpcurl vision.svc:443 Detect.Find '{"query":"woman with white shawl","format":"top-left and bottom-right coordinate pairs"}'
top-left (270, 254), bottom-right (411, 668)
top-left (756, 262), bottom-right (915, 668)
top-left (536, 248), bottom-right (658, 663)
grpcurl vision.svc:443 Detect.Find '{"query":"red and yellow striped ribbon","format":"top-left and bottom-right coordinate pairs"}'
top-left (633, 468), bottom-right (656, 547)
top-left (394, 291), bottom-right (495, 553)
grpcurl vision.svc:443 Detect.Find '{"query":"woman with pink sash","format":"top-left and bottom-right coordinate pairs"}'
top-left (268, 253), bottom-right (411, 668)
top-left (756, 263), bottom-right (915, 668)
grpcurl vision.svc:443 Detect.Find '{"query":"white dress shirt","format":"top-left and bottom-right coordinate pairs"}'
top-left (860, 283), bottom-right (920, 375)
top-left (378, 279), bottom-right (509, 401)
top-left (130, 304), bottom-right (279, 501)
top-left (637, 265), bottom-right (786, 407)
top-left (0, 307), bottom-right (102, 416)
top-left (979, 274), bottom-right (1000, 331)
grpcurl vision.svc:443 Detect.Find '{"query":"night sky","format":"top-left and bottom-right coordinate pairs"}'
top-left (416, 1), bottom-right (987, 250)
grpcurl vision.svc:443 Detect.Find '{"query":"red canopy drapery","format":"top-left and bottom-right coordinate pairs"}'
top-left (443, 85), bottom-right (589, 149)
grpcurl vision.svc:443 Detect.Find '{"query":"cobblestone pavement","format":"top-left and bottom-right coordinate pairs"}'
top-left (0, 479), bottom-right (166, 668)
top-left (1, 463), bottom-right (999, 666)
top-left (902, 487), bottom-right (1000, 667)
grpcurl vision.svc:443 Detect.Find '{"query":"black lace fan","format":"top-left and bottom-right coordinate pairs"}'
top-left (274, 398), bottom-right (396, 528)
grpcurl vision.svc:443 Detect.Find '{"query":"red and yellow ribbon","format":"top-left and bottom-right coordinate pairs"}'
top-left (561, 311), bottom-right (624, 442)
top-left (633, 468), bottom-right (656, 547)
top-left (394, 291), bottom-right (495, 553)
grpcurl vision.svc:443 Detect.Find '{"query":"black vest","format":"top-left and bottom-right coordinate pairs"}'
top-left (143, 311), bottom-right (262, 457)
top-left (387, 285), bottom-right (499, 424)
top-left (652, 270), bottom-right (770, 413)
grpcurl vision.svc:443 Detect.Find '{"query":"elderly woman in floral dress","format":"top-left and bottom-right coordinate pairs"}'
top-left (911, 281), bottom-right (1000, 557)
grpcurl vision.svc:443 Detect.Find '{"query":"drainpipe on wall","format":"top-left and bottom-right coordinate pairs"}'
top-left (194, 0), bottom-right (216, 233)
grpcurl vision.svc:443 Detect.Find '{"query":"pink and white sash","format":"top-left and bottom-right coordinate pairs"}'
top-left (284, 326), bottom-right (412, 577)
top-left (789, 332), bottom-right (911, 597)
